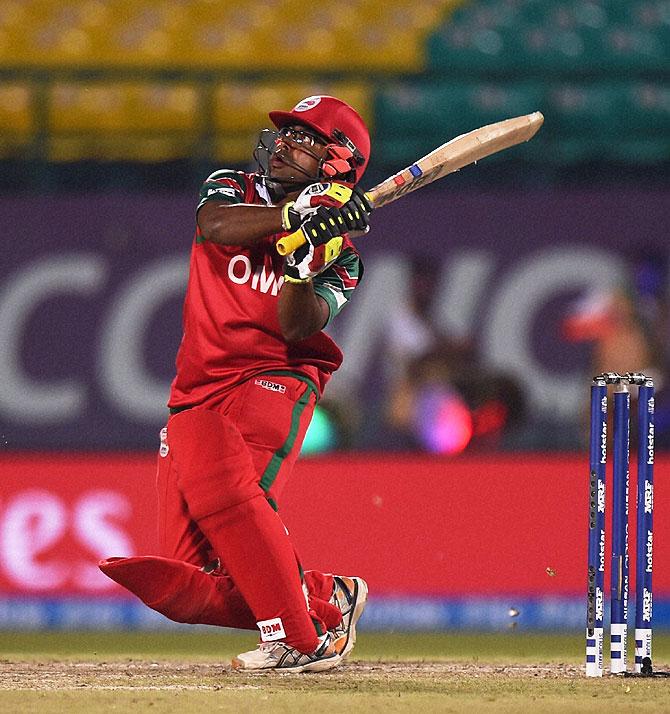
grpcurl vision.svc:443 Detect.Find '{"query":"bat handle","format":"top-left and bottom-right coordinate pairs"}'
top-left (276, 192), bottom-right (376, 255)
top-left (276, 228), bottom-right (305, 256)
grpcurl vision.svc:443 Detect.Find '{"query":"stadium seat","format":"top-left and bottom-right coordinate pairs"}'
top-left (623, 83), bottom-right (670, 134)
top-left (373, 80), bottom-right (547, 170)
top-left (0, 0), bottom-right (460, 71)
top-left (426, 23), bottom-right (517, 74)
top-left (598, 26), bottom-right (668, 74)
top-left (543, 83), bottom-right (626, 164)
top-left (178, 2), bottom-right (268, 70)
top-left (47, 81), bottom-right (200, 161)
top-left (428, 16), bottom-right (600, 77)
top-left (607, 138), bottom-right (670, 165)
top-left (213, 81), bottom-right (372, 134)
top-left (546, 83), bottom-right (631, 137)
top-left (426, 0), bottom-right (670, 77)
top-left (1, 1), bottom-right (107, 67)
top-left (546, 82), bottom-right (670, 138)
top-left (375, 82), bottom-right (544, 138)
top-left (0, 83), bottom-right (34, 157)
top-left (543, 81), bottom-right (670, 163)
top-left (1, 0), bottom-right (668, 172)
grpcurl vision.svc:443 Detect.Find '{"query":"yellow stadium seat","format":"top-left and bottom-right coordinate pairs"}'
top-left (7, 2), bottom-right (97, 67)
top-left (179, 0), bottom-right (284, 70)
top-left (0, 1), bottom-right (28, 65)
top-left (1, 0), bottom-right (458, 70)
top-left (185, 22), bottom-right (262, 69)
top-left (213, 134), bottom-right (260, 165)
top-left (342, 26), bottom-right (425, 71)
top-left (213, 81), bottom-right (372, 134)
top-left (0, 83), bottom-right (33, 133)
top-left (0, 0), bottom-right (456, 163)
top-left (0, 83), bottom-right (34, 157)
top-left (49, 81), bottom-right (198, 131)
top-left (0, 0), bottom-right (189, 68)
top-left (213, 84), bottom-right (286, 134)
top-left (92, 1), bottom-right (190, 68)
top-left (48, 81), bottom-right (200, 160)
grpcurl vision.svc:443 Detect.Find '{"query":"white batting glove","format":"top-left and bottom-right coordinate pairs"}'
top-left (283, 206), bottom-right (346, 283)
top-left (281, 183), bottom-right (353, 231)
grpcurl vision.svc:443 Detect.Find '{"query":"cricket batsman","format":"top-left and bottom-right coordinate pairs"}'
top-left (99, 95), bottom-right (373, 672)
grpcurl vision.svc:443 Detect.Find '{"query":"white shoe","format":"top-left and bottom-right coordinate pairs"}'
top-left (329, 576), bottom-right (368, 659)
top-left (232, 633), bottom-right (342, 673)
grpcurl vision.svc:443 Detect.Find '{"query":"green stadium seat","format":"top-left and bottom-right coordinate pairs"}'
top-left (544, 82), bottom-right (670, 136)
top-left (544, 81), bottom-right (670, 163)
top-left (621, 83), bottom-right (670, 134)
top-left (608, 138), bottom-right (670, 165)
top-left (426, 0), bottom-right (670, 77)
top-left (545, 83), bottom-right (625, 136)
top-left (375, 82), bottom-right (544, 138)
top-left (426, 24), bottom-right (519, 74)
top-left (429, 19), bottom-right (613, 77)
top-left (369, 135), bottom-right (448, 169)
top-left (374, 81), bottom-right (548, 170)
top-left (598, 26), bottom-right (668, 73)
top-left (515, 26), bottom-right (589, 75)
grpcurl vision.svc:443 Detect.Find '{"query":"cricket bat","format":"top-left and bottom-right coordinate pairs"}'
top-left (276, 111), bottom-right (544, 256)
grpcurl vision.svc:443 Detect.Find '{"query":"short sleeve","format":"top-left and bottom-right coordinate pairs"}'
top-left (196, 170), bottom-right (248, 212)
top-left (312, 249), bottom-right (364, 326)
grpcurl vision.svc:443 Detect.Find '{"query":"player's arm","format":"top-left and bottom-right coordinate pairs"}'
top-left (278, 281), bottom-right (330, 343)
top-left (279, 247), bottom-right (363, 342)
top-left (278, 205), bottom-right (368, 342)
top-left (193, 170), bottom-right (281, 246)
top-left (198, 175), bottom-right (357, 247)
top-left (198, 201), bottom-right (285, 246)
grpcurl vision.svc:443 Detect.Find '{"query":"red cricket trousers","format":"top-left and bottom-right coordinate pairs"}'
top-left (155, 372), bottom-right (336, 651)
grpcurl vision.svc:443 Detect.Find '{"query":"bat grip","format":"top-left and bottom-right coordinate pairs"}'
top-left (276, 191), bottom-right (376, 255)
top-left (276, 228), bottom-right (305, 256)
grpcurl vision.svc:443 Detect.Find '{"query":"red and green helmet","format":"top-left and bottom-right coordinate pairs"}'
top-left (269, 95), bottom-right (370, 183)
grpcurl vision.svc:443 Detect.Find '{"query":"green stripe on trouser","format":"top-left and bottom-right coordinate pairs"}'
top-left (256, 373), bottom-right (323, 637)
top-left (258, 373), bottom-right (318, 494)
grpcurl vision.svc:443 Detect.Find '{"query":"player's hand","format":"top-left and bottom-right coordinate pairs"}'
top-left (281, 183), bottom-right (352, 231)
top-left (283, 206), bottom-right (347, 283)
top-left (339, 185), bottom-right (373, 234)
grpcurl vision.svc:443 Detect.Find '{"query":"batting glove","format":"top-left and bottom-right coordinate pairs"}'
top-left (281, 183), bottom-right (352, 232)
top-left (283, 206), bottom-right (347, 283)
top-left (339, 186), bottom-right (373, 234)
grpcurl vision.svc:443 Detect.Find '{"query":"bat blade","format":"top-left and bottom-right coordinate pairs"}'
top-left (275, 112), bottom-right (543, 256)
top-left (367, 111), bottom-right (544, 209)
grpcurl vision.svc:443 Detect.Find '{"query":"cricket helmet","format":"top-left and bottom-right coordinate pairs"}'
top-left (269, 95), bottom-right (370, 183)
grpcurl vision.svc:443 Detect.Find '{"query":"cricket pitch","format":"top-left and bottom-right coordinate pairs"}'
top-left (2, 631), bottom-right (668, 713)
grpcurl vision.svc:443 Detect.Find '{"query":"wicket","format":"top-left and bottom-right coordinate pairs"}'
top-left (586, 372), bottom-right (654, 677)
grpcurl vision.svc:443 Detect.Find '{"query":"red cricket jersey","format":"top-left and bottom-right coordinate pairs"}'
top-left (168, 170), bottom-right (363, 409)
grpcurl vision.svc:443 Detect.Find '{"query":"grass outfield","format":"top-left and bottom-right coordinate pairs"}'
top-left (2, 631), bottom-right (670, 713)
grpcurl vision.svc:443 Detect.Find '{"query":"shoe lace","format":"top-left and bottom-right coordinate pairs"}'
top-left (258, 641), bottom-right (281, 652)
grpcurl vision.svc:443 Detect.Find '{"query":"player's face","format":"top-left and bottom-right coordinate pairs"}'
top-left (269, 125), bottom-right (328, 183)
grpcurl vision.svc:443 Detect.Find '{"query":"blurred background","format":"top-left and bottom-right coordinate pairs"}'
top-left (1, 0), bottom-right (669, 634)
